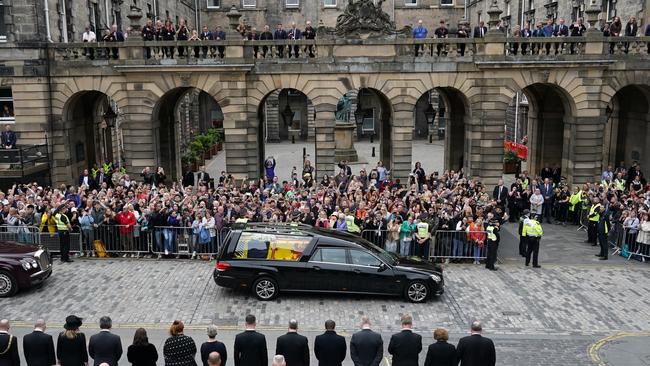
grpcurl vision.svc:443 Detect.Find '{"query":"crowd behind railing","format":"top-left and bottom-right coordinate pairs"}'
top-left (53, 14), bottom-right (650, 62)
top-left (1, 157), bottom-right (648, 264)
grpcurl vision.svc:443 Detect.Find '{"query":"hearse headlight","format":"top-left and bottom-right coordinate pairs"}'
top-left (20, 258), bottom-right (38, 270)
top-left (430, 274), bottom-right (441, 282)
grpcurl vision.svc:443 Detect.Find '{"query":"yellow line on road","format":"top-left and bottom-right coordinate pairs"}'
top-left (587, 331), bottom-right (650, 366)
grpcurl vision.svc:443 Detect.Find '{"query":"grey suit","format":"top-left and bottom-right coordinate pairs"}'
top-left (88, 330), bottom-right (123, 366)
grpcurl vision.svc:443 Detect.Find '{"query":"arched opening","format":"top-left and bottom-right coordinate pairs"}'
top-left (413, 87), bottom-right (468, 175)
top-left (152, 88), bottom-right (223, 184)
top-left (257, 88), bottom-right (315, 180)
top-left (604, 85), bottom-right (650, 173)
top-left (63, 91), bottom-right (119, 182)
top-left (335, 88), bottom-right (392, 172)
top-left (513, 84), bottom-right (572, 181)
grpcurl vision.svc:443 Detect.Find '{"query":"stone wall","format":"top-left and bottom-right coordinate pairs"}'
top-left (201, 0), bottom-right (465, 32)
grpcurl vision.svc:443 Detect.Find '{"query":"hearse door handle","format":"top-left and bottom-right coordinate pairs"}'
top-left (353, 269), bottom-right (361, 274)
top-left (312, 266), bottom-right (321, 271)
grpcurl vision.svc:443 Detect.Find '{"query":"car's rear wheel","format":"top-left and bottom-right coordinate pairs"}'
top-left (405, 280), bottom-right (429, 303)
top-left (252, 276), bottom-right (278, 301)
top-left (0, 271), bottom-right (18, 298)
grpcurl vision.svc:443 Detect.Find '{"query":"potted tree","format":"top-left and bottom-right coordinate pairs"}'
top-left (189, 140), bottom-right (205, 165)
top-left (503, 150), bottom-right (521, 174)
top-left (215, 130), bottom-right (223, 152)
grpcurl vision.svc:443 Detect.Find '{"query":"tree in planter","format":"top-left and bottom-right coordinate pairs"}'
top-left (205, 128), bottom-right (219, 155)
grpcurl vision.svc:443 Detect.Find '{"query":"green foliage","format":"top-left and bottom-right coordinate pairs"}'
top-left (504, 149), bottom-right (522, 163)
top-left (189, 140), bottom-right (204, 155)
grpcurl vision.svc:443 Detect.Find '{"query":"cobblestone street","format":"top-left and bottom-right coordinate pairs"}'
top-left (3, 225), bottom-right (650, 365)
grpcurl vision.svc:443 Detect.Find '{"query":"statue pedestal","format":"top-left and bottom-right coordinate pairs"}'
top-left (335, 123), bottom-right (359, 162)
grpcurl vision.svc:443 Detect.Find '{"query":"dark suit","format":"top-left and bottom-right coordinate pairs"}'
top-left (276, 332), bottom-right (309, 366)
top-left (197, 171), bottom-right (211, 187)
top-left (350, 329), bottom-right (383, 366)
top-left (0, 131), bottom-right (17, 149)
top-left (23, 330), bottom-right (56, 366)
top-left (473, 26), bottom-right (487, 38)
top-left (57, 332), bottom-right (89, 366)
top-left (0, 333), bottom-right (20, 366)
top-left (388, 330), bottom-right (421, 366)
top-left (234, 330), bottom-right (267, 366)
top-left (492, 185), bottom-right (508, 207)
top-left (423, 341), bottom-right (457, 366)
top-left (539, 183), bottom-right (554, 223)
top-left (88, 330), bottom-right (123, 366)
top-left (314, 330), bottom-right (346, 366)
top-left (78, 175), bottom-right (94, 188)
top-left (456, 334), bottom-right (496, 366)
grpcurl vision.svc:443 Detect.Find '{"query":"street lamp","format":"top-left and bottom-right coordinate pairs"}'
top-left (354, 101), bottom-right (365, 128)
top-left (424, 103), bottom-right (437, 143)
top-left (103, 106), bottom-right (118, 128)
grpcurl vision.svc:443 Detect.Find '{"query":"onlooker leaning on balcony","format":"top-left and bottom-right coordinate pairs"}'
top-left (161, 21), bottom-right (176, 58)
top-left (274, 24), bottom-right (288, 58)
top-left (303, 21), bottom-right (316, 58)
top-left (176, 19), bottom-right (189, 58)
top-left (1, 124), bottom-right (16, 149)
top-left (457, 23), bottom-right (469, 56)
top-left (287, 22), bottom-right (302, 58)
top-left (105, 24), bottom-right (124, 59)
top-left (214, 26), bottom-right (227, 59)
top-left (260, 25), bottom-right (273, 58)
top-left (624, 16), bottom-right (638, 54)
top-left (433, 20), bottom-right (448, 56)
top-left (412, 19), bottom-right (428, 57)
top-left (142, 19), bottom-right (155, 59)
top-left (82, 26), bottom-right (97, 60)
top-left (200, 26), bottom-right (213, 58)
top-left (473, 20), bottom-right (487, 38)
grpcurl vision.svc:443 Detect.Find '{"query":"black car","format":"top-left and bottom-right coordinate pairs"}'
top-left (213, 223), bottom-right (444, 303)
top-left (0, 241), bottom-right (52, 297)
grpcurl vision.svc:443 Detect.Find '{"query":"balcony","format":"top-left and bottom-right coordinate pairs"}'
top-left (0, 144), bottom-right (50, 181)
top-left (46, 36), bottom-right (650, 71)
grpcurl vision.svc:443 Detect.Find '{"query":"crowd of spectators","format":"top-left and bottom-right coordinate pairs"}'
top-left (0, 314), bottom-right (496, 366)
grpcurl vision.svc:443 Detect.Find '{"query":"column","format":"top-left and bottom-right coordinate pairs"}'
top-left (391, 103), bottom-right (414, 181)
top-left (314, 103), bottom-right (336, 180)
top-left (469, 100), bottom-right (508, 187)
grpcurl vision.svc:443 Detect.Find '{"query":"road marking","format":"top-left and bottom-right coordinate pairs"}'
top-left (588, 331), bottom-right (650, 366)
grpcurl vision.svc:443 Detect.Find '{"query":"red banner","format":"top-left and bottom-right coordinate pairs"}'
top-left (504, 140), bottom-right (528, 160)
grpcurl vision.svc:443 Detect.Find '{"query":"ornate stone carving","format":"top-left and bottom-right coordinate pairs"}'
top-left (324, 0), bottom-right (411, 38)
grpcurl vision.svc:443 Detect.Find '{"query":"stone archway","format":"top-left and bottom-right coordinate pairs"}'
top-left (257, 88), bottom-right (314, 181)
top-left (61, 90), bottom-right (118, 183)
top-left (413, 87), bottom-right (470, 175)
top-left (603, 85), bottom-right (650, 173)
top-left (152, 87), bottom-right (223, 183)
top-left (518, 83), bottom-right (575, 181)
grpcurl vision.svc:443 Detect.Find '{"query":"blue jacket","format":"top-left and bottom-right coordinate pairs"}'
top-left (413, 26), bottom-right (428, 39)
top-left (542, 24), bottom-right (555, 37)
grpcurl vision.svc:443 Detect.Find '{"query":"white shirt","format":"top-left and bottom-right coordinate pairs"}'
top-left (83, 31), bottom-right (96, 42)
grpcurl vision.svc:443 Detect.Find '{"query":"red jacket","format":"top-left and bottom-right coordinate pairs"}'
top-left (116, 211), bottom-right (136, 234)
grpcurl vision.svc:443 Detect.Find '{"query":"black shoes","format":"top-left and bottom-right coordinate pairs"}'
top-left (599, 257), bottom-right (608, 260)
top-left (533, 265), bottom-right (541, 268)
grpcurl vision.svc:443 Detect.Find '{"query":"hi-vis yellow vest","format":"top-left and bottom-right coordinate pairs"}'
top-left (417, 222), bottom-right (429, 238)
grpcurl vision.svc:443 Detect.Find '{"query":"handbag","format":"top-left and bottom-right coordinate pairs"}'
top-left (199, 227), bottom-right (211, 245)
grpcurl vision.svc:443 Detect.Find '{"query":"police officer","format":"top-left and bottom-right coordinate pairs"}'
top-left (587, 197), bottom-right (601, 245)
top-left (485, 218), bottom-right (500, 271)
top-left (141, 19), bottom-right (155, 59)
top-left (55, 206), bottom-right (73, 263)
top-left (415, 219), bottom-right (430, 259)
top-left (596, 205), bottom-right (609, 260)
top-left (568, 186), bottom-right (582, 224)
top-left (518, 209), bottom-right (530, 256)
top-left (523, 214), bottom-right (543, 268)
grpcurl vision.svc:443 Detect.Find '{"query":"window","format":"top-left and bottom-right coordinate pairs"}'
top-left (233, 233), bottom-right (310, 261)
top-left (324, 0), bottom-right (336, 7)
top-left (0, 88), bottom-right (14, 123)
top-left (311, 248), bottom-right (347, 264)
top-left (242, 0), bottom-right (256, 8)
top-left (349, 250), bottom-right (381, 267)
top-left (440, 0), bottom-right (453, 5)
top-left (0, 0), bottom-right (6, 42)
top-left (404, 0), bottom-right (417, 5)
top-left (286, 0), bottom-right (299, 8)
top-left (207, 0), bottom-right (220, 8)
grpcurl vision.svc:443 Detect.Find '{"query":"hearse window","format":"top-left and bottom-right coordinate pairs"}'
top-left (349, 250), bottom-right (381, 267)
top-left (311, 248), bottom-right (347, 264)
top-left (233, 232), bottom-right (310, 261)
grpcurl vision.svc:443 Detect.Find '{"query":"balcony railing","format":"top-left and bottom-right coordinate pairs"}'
top-left (0, 144), bottom-right (50, 179)
top-left (47, 36), bottom-right (650, 64)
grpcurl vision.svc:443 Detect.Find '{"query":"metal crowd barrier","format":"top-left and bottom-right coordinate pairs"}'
top-left (0, 225), bottom-right (83, 254)
top-left (360, 228), bottom-right (488, 261)
top-left (611, 225), bottom-right (649, 263)
top-left (147, 226), bottom-right (231, 257)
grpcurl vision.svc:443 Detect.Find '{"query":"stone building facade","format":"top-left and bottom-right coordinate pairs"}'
top-left (466, 0), bottom-right (648, 33)
top-left (0, 0), bottom-right (195, 43)
top-left (202, 0), bottom-right (467, 32)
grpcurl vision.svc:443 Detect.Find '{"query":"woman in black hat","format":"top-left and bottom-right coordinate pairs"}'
top-left (57, 315), bottom-right (89, 366)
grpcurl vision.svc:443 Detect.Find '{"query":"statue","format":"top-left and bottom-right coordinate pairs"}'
top-left (332, 0), bottom-right (411, 38)
top-left (335, 95), bottom-right (352, 122)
